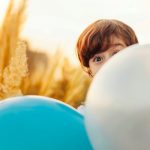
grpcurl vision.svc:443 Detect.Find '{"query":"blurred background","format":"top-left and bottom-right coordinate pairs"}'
top-left (0, 0), bottom-right (149, 107)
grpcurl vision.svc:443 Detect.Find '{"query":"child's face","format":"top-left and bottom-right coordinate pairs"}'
top-left (89, 36), bottom-right (127, 76)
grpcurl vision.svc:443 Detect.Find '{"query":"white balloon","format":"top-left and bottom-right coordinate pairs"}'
top-left (85, 44), bottom-right (150, 150)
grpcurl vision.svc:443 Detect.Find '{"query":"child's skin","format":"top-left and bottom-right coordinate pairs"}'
top-left (76, 19), bottom-right (138, 77)
top-left (89, 35), bottom-right (127, 76)
top-left (76, 19), bottom-right (138, 114)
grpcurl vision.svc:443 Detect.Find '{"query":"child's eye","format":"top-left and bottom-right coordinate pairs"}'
top-left (93, 56), bottom-right (104, 63)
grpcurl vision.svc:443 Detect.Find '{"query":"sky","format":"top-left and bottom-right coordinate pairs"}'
top-left (0, 0), bottom-right (150, 63)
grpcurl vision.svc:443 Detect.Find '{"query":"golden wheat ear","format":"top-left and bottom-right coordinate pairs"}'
top-left (0, 41), bottom-right (28, 99)
top-left (0, 0), bottom-right (26, 73)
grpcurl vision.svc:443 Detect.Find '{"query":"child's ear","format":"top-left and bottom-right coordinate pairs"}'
top-left (87, 69), bottom-right (93, 78)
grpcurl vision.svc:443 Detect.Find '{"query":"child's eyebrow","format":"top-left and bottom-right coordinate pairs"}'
top-left (110, 43), bottom-right (125, 47)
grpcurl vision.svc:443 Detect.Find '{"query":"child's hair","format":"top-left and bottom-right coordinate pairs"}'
top-left (76, 19), bottom-right (138, 69)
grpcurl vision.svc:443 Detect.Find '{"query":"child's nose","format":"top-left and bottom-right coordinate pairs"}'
top-left (105, 52), bottom-right (116, 64)
top-left (106, 53), bottom-right (113, 61)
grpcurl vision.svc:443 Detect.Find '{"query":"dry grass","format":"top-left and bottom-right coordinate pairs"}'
top-left (0, 0), bottom-right (91, 108)
top-left (0, 0), bottom-right (26, 74)
top-left (21, 47), bottom-right (91, 108)
top-left (0, 0), bottom-right (27, 99)
top-left (0, 41), bottom-right (28, 99)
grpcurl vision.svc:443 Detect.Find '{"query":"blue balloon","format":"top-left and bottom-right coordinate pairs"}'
top-left (0, 96), bottom-right (92, 150)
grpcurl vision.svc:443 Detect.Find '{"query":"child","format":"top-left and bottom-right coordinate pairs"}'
top-left (76, 19), bottom-right (138, 114)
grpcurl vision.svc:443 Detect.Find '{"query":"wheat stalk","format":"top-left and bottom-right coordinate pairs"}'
top-left (0, 41), bottom-right (28, 99)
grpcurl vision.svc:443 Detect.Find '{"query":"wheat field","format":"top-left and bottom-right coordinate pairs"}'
top-left (0, 0), bottom-right (91, 108)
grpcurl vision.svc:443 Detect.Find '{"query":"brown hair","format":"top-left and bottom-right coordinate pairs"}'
top-left (76, 19), bottom-right (138, 68)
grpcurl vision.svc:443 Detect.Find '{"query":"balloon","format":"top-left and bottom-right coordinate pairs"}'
top-left (0, 96), bottom-right (92, 150)
top-left (85, 44), bottom-right (150, 150)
